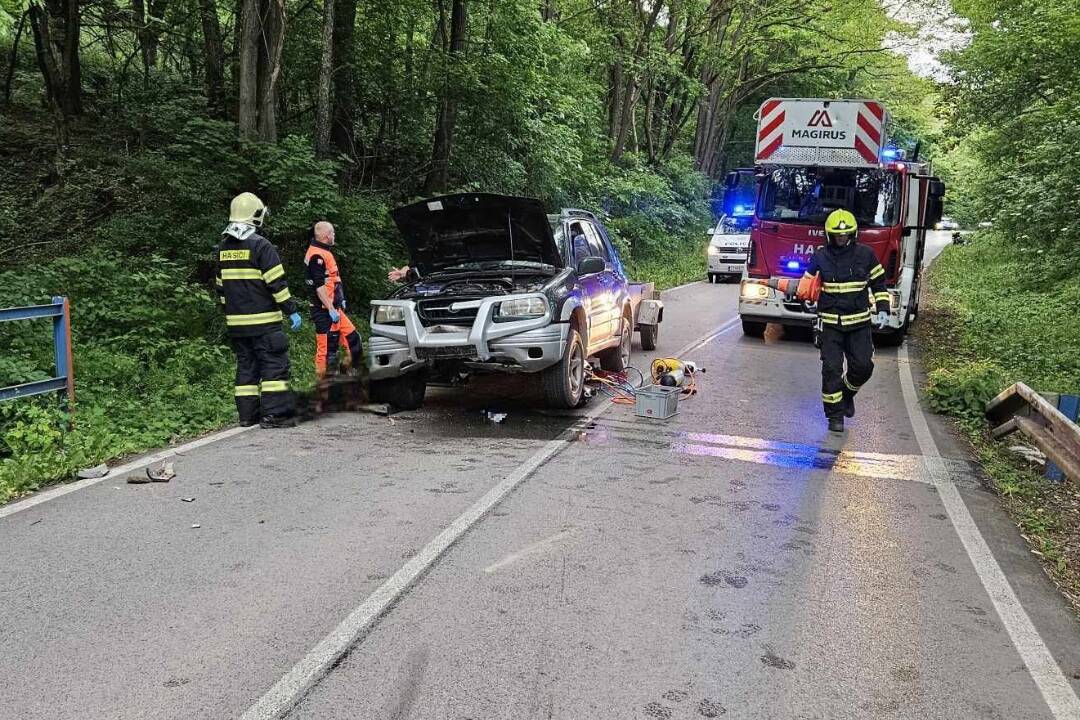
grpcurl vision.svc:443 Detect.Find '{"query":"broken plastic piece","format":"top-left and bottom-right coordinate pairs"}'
top-left (78, 464), bottom-right (109, 480)
top-left (180, 497), bottom-right (196, 503)
top-left (147, 462), bottom-right (176, 482)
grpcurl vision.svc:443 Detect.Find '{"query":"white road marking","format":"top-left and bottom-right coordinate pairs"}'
top-left (0, 425), bottom-right (257, 520)
top-left (483, 530), bottom-right (574, 574)
top-left (897, 344), bottom-right (1080, 719)
top-left (662, 279), bottom-right (706, 294)
top-left (239, 316), bottom-right (742, 720)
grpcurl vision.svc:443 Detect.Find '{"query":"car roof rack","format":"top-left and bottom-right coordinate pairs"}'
top-left (561, 208), bottom-right (599, 222)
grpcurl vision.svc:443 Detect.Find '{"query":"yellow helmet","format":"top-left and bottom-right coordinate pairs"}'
top-left (825, 209), bottom-right (857, 245)
top-left (229, 192), bottom-right (269, 227)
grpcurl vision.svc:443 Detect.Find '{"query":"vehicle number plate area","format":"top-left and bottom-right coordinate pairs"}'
top-left (417, 346), bottom-right (476, 360)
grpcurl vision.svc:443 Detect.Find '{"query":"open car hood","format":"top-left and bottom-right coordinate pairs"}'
top-left (391, 194), bottom-right (563, 276)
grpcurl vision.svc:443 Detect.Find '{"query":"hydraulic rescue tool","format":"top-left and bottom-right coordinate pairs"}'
top-left (745, 273), bottom-right (822, 304)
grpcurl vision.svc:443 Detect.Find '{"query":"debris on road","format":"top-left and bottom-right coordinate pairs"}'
top-left (483, 410), bottom-right (508, 423)
top-left (77, 464), bottom-right (109, 479)
top-left (180, 497), bottom-right (196, 503)
top-left (126, 475), bottom-right (150, 484)
top-left (190, 524), bottom-right (201, 529)
top-left (147, 462), bottom-right (176, 482)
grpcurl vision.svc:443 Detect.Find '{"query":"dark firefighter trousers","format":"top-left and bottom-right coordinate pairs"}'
top-left (231, 330), bottom-right (293, 422)
top-left (820, 324), bottom-right (874, 420)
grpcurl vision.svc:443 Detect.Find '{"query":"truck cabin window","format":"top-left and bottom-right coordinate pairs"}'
top-left (758, 167), bottom-right (900, 228)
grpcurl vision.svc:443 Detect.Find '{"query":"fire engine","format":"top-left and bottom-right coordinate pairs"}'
top-left (737, 98), bottom-right (945, 344)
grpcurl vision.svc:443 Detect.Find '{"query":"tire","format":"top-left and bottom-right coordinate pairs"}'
top-left (874, 326), bottom-right (907, 348)
top-left (370, 371), bottom-right (427, 410)
top-left (741, 319), bottom-right (766, 337)
top-left (708, 273), bottom-right (717, 284)
top-left (599, 312), bottom-right (632, 371)
top-left (639, 322), bottom-right (658, 351)
top-left (542, 328), bottom-right (586, 408)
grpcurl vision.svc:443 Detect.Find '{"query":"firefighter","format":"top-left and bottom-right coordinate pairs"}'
top-left (214, 192), bottom-right (302, 428)
top-left (304, 221), bottom-right (362, 378)
top-left (805, 209), bottom-right (890, 433)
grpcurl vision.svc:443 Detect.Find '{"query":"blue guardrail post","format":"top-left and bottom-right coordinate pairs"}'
top-left (1045, 394), bottom-right (1079, 482)
top-left (0, 297), bottom-right (75, 413)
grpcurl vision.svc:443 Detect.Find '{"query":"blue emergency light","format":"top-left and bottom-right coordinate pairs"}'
top-left (786, 260), bottom-right (801, 271)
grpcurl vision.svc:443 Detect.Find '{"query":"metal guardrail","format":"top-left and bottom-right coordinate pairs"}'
top-left (986, 383), bottom-right (1080, 482)
top-left (0, 296), bottom-right (76, 408)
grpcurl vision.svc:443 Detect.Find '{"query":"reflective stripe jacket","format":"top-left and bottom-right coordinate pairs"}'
top-left (214, 225), bottom-right (297, 337)
top-left (805, 242), bottom-right (890, 331)
top-left (304, 241), bottom-right (346, 310)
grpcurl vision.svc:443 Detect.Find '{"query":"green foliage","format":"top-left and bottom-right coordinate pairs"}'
top-left (924, 361), bottom-right (1007, 423)
top-left (943, 0), bottom-right (1080, 260)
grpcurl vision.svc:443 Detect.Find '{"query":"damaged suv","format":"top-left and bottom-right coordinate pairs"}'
top-left (368, 193), bottom-right (662, 409)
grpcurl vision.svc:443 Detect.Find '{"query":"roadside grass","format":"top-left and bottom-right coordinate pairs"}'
top-left (627, 240), bottom-right (708, 291)
top-left (916, 232), bottom-right (1080, 612)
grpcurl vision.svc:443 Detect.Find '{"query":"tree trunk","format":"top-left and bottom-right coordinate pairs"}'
top-left (3, 10), bottom-right (28, 106)
top-left (237, 0), bottom-right (259, 137)
top-left (314, 0), bottom-right (335, 155)
top-left (27, 2), bottom-right (70, 165)
top-left (540, 0), bottom-right (557, 21)
top-left (256, 0), bottom-right (285, 141)
top-left (330, 0), bottom-right (358, 169)
top-left (423, 0), bottom-right (467, 195)
top-left (199, 0), bottom-right (226, 116)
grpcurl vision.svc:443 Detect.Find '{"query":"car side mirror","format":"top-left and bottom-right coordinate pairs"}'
top-left (578, 256), bottom-right (605, 275)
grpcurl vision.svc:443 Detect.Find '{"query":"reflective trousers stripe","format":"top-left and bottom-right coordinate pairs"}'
top-left (260, 380), bottom-right (289, 393)
top-left (234, 385), bottom-right (260, 397)
top-left (823, 282), bottom-right (867, 293)
top-left (263, 264), bottom-right (285, 283)
top-left (822, 391), bottom-right (844, 404)
top-left (843, 376), bottom-right (861, 393)
top-left (226, 311), bottom-right (283, 326)
top-left (221, 269), bottom-right (264, 280)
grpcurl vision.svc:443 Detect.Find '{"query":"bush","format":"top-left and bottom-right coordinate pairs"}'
top-left (924, 361), bottom-right (1008, 424)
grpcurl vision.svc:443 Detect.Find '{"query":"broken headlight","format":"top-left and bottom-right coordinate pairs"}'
top-left (373, 304), bottom-right (406, 325)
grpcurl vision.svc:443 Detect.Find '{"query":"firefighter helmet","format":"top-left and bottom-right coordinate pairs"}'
top-left (229, 192), bottom-right (269, 227)
top-left (825, 209), bottom-right (857, 246)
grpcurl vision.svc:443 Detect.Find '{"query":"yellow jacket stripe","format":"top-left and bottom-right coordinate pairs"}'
top-left (869, 264), bottom-right (885, 280)
top-left (226, 310), bottom-right (283, 326)
top-left (823, 281), bottom-right (867, 293)
top-left (263, 264), bottom-right (285, 283)
top-left (820, 310), bottom-right (871, 325)
top-left (260, 380), bottom-right (289, 393)
top-left (221, 268), bottom-right (264, 280)
top-left (873, 292), bottom-right (891, 303)
top-left (272, 288), bottom-right (292, 304)
top-left (234, 384), bottom-right (260, 397)
top-left (822, 391), bottom-right (844, 404)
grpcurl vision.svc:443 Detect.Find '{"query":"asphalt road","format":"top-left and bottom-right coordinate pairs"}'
top-left (3, 232), bottom-right (1080, 720)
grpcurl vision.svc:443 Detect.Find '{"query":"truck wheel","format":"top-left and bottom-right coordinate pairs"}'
top-left (542, 329), bottom-right (586, 408)
top-left (639, 322), bottom-right (658, 351)
top-left (599, 312), bottom-right (632, 371)
top-left (741, 319), bottom-right (766, 338)
top-left (370, 371), bottom-right (428, 410)
top-left (708, 273), bottom-right (717, 284)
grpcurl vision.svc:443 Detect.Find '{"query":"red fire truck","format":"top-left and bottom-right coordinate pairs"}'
top-left (737, 98), bottom-right (945, 344)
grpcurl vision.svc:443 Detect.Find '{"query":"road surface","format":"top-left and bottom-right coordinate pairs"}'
top-left (3, 232), bottom-right (1080, 720)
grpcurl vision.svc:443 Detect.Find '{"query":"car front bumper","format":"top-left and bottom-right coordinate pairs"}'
top-left (367, 295), bottom-right (568, 380)
top-left (709, 254), bottom-right (746, 275)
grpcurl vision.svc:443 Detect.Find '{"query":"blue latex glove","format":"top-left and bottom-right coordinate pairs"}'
top-left (875, 311), bottom-right (889, 329)
top-left (328, 308), bottom-right (340, 323)
top-left (289, 312), bottom-right (302, 331)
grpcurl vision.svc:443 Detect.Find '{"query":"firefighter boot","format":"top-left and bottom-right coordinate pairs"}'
top-left (843, 391), bottom-right (856, 418)
top-left (828, 417), bottom-right (845, 433)
top-left (260, 415), bottom-right (297, 429)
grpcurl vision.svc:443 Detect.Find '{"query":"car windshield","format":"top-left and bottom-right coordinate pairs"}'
top-left (717, 216), bottom-right (752, 234)
top-left (758, 167), bottom-right (901, 228)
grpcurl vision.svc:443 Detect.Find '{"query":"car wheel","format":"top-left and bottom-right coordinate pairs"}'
top-left (741, 319), bottom-right (766, 338)
top-left (599, 312), bottom-right (632, 371)
top-left (708, 273), bottom-right (717, 284)
top-left (639, 322), bottom-right (658, 351)
top-left (542, 328), bottom-right (586, 408)
top-left (370, 371), bottom-right (427, 410)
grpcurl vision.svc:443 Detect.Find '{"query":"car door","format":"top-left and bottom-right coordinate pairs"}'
top-left (582, 222), bottom-right (616, 346)
top-left (569, 221), bottom-right (605, 348)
